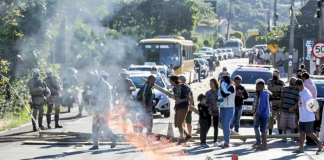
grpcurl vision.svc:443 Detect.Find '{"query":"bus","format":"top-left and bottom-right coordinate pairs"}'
top-left (225, 39), bottom-right (243, 58)
top-left (138, 36), bottom-right (195, 83)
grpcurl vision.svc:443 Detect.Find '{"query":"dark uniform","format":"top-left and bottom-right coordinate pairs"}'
top-left (28, 76), bottom-right (50, 131)
top-left (136, 82), bottom-right (154, 135)
top-left (62, 74), bottom-right (79, 112)
top-left (44, 75), bottom-right (63, 128)
top-left (267, 78), bottom-right (285, 135)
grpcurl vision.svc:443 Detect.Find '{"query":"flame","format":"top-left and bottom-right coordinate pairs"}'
top-left (104, 99), bottom-right (189, 160)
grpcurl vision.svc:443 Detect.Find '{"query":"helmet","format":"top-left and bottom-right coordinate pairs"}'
top-left (46, 68), bottom-right (53, 74)
top-left (32, 68), bottom-right (40, 73)
top-left (99, 71), bottom-right (109, 77)
top-left (120, 69), bottom-right (128, 75)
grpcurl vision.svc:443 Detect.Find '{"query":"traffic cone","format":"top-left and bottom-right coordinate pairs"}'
top-left (167, 121), bottom-right (174, 137)
top-left (231, 154), bottom-right (238, 160)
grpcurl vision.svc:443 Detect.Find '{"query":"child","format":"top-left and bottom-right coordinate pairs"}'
top-left (218, 79), bottom-right (231, 108)
top-left (198, 94), bottom-right (211, 148)
top-left (252, 79), bottom-right (272, 151)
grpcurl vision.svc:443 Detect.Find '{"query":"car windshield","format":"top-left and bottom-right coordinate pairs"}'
top-left (198, 60), bottom-right (205, 65)
top-left (315, 83), bottom-right (324, 97)
top-left (225, 42), bottom-right (239, 48)
top-left (226, 49), bottom-right (232, 52)
top-left (129, 67), bottom-right (152, 71)
top-left (203, 52), bottom-right (213, 56)
top-left (231, 71), bottom-right (272, 84)
top-left (129, 76), bottom-right (165, 88)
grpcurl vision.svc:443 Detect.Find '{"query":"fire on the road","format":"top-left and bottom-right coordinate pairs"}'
top-left (105, 103), bottom-right (189, 160)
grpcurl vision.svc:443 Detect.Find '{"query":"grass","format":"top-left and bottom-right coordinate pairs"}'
top-left (0, 105), bottom-right (67, 132)
top-left (0, 109), bottom-right (31, 131)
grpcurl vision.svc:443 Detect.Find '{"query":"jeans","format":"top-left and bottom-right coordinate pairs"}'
top-left (200, 117), bottom-right (211, 144)
top-left (230, 106), bottom-right (243, 133)
top-left (213, 116), bottom-right (219, 143)
top-left (196, 69), bottom-right (201, 82)
top-left (254, 117), bottom-right (269, 144)
top-left (220, 108), bottom-right (234, 144)
top-left (279, 66), bottom-right (285, 77)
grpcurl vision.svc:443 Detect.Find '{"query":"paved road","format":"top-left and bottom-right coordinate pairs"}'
top-left (0, 58), bottom-right (323, 160)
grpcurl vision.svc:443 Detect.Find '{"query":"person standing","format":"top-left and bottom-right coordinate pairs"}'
top-left (292, 79), bottom-right (323, 154)
top-left (170, 76), bottom-right (192, 145)
top-left (301, 72), bottom-right (318, 145)
top-left (89, 72), bottom-right (117, 150)
top-left (205, 78), bottom-right (221, 147)
top-left (252, 79), bottom-right (272, 150)
top-left (264, 51), bottom-right (271, 65)
top-left (28, 68), bottom-right (51, 131)
top-left (44, 69), bottom-right (63, 129)
top-left (194, 60), bottom-right (201, 82)
top-left (300, 64), bottom-right (307, 73)
top-left (219, 75), bottom-right (235, 149)
top-left (279, 78), bottom-right (299, 142)
top-left (197, 94), bottom-right (211, 148)
top-left (314, 65), bottom-right (320, 75)
top-left (62, 68), bottom-right (79, 113)
top-left (167, 64), bottom-right (175, 77)
top-left (179, 75), bottom-right (195, 142)
top-left (218, 67), bottom-right (230, 82)
top-left (230, 75), bottom-right (248, 133)
top-left (248, 51), bottom-right (255, 64)
top-left (278, 59), bottom-right (286, 77)
top-left (267, 70), bottom-right (285, 135)
top-left (136, 75), bottom-right (156, 135)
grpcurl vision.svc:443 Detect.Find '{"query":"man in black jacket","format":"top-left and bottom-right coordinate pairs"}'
top-left (230, 75), bottom-right (248, 133)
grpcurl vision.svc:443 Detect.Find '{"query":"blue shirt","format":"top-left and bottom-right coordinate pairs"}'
top-left (173, 84), bottom-right (189, 110)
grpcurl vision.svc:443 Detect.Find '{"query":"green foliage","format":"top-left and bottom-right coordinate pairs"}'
top-left (192, 32), bottom-right (225, 51)
top-left (230, 31), bottom-right (244, 40)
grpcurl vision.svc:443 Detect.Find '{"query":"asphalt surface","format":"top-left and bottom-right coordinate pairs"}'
top-left (0, 58), bottom-right (323, 160)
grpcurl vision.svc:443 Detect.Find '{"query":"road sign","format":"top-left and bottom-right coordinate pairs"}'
top-left (267, 44), bottom-right (279, 53)
top-left (311, 42), bottom-right (324, 59)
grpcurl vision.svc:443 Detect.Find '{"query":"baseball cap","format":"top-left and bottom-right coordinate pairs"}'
top-left (46, 68), bottom-right (52, 74)
top-left (99, 71), bottom-right (109, 77)
top-left (32, 68), bottom-right (40, 73)
top-left (255, 78), bottom-right (265, 84)
top-left (120, 69), bottom-right (128, 75)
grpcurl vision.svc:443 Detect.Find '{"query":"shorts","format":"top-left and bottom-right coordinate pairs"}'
top-left (185, 111), bottom-right (192, 124)
top-left (299, 121), bottom-right (315, 134)
top-left (280, 112), bottom-right (296, 129)
top-left (174, 109), bottom-right (188, 128)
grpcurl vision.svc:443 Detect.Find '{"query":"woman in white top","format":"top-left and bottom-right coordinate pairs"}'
top-left (219, 75), bottom-right (235, 149)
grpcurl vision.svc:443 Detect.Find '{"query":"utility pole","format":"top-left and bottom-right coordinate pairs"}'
top-left (267, 0), bottom-right (271, 32)
top-left (288, 0), bottom-right (295, 80)
top-left (320, 0), bottom-right (324, 65)
top-left (273, 0), bottom-right (277, 27)
top-left (226, 0), bottom-right (233, 40)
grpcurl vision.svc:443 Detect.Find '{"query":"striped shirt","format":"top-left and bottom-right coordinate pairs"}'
top-left (281, 86), bottom-right (299, 113)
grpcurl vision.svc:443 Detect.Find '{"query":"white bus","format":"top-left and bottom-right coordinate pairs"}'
top-left (225, 39), bottom-right (243, 58)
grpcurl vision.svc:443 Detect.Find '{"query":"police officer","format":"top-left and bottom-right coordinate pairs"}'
top-left (112, 69), bottom-right (136, 105)
top-left (79, 71), bottom-right (95, 117)
top-left (44, 69), bottom-right (63, 129)
top-left (62, 67), bottom-right (79, 113)
top-left (88, 72), bottom-right (117, 150)
top-left (28, 68), bottom-right (51, 131)
top-left (267, 69), bottom-right (285, 135)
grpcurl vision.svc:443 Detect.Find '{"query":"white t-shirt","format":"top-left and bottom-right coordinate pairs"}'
top-left (299, 88), bottom-right (315, 122)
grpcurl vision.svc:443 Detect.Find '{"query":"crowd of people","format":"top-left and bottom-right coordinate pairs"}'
top-left (27, 64), bottom-right (324, 154)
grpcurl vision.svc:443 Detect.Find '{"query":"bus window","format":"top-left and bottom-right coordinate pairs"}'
top-left (140, 43), bottom-right (180, 67)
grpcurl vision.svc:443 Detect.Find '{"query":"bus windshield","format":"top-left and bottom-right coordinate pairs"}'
top-left (225, 42), bottom-right (239, 48)
top-left (140, 43), bottom-right (180, 67)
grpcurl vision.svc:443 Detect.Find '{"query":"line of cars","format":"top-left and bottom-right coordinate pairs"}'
top-left (194, 47), bottom-right (234, 61)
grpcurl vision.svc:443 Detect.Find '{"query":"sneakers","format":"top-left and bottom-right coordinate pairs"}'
top-left (200, 143), bottom-right (210, 148)
top-left (213, 142), bottom-right (221, 147)
top-left (89, 145), bottom-right (99, 150)
top-left (220, 143), bottom-right (230, 149)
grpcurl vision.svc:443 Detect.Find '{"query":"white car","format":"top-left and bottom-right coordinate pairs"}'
top-left (128, 73), bottom-right (171, 118)
top-left (128, 63), bottom-right (170, 85)
top-left (226, 48), bottom-right (234, 59)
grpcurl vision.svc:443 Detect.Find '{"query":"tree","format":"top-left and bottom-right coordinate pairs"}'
top-left (230, 31), bottom-right (244, 40)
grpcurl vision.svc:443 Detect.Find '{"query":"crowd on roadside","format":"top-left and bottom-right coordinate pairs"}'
top-left (167, 65), bottom-right (324, 156)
